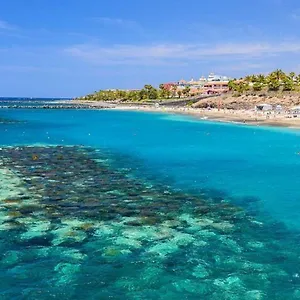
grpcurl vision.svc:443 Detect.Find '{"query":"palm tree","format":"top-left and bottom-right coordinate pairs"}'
top-left (228, 80), bottom-right (237, 91)
top-left (267, 76), bottom-right (280, 91)
top-left (289, 72), bottom-right (296, 81)
top-left (244, 75), bottom-right (257, 83)
top-left (171, 85), bottom-right (177, 97)
top-left (159, 83), bottom-right (165, 91)
top-left (256, 74), bottom-right (266, 84)
top-left (144, 84), bottom-right (153, 91)
top-left (244, 75), bottom-right (252, 83)
top-left (252, 82), bottom-right (263, 91)
top-left (182, 86), bottom-right (190, 97)
top-left (282, 77), bottom-right (295, 91)
top-left (272, 69), bottom-right (286, 81)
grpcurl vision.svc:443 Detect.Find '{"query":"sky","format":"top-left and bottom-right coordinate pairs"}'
top-left (1, 0), bottom-right (300, 97)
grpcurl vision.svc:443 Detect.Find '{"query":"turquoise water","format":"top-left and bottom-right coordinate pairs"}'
top-left (1, 108), bottom-right (300, 299)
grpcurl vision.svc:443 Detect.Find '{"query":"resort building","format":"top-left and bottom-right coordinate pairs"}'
top-left (204, 81), bottom-right (230, 94)
top-left (162, 82), bottom-right (177, 91)
top-left (167, 73), bottom-right (231, 95)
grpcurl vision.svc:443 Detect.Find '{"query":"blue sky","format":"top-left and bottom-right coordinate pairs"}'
top-left (1, 0), bottom-right (300, 97)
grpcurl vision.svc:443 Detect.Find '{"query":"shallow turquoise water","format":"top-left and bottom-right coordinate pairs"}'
top-left (1, 108), bottom-right (300, 299)
top-left (2, 109), bottom-right (300, 228)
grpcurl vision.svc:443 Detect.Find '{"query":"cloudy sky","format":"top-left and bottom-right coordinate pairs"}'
top-left (1, 0), bottom-right (300, 97)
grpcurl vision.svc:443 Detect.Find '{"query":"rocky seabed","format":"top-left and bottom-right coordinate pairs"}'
top-left (0, 146), bottom-right (300, 299)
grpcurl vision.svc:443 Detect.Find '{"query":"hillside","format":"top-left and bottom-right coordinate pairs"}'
top-left (193, 92), bottom-right (300, 110)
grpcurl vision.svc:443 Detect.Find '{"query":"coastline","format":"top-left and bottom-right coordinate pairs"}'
top-left (16, 99), bottom-right (299, 129)
top-left (104, 104), bottom-right (300, 129)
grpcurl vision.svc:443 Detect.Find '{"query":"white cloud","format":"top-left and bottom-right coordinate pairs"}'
top-left (92, 17), bottom-right (142, 31)
top-left (0, 65), bottom-right (68, 73)
top-left (0, 20), bottom-right (16, 30)
top-left (291, 13), bottom-right (300, 20)
top-left (64, 41), bottom-right (300, 65)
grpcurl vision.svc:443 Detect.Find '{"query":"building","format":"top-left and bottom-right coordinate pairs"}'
top-left (163, 73), bottom-right (231, 96)
top-left (163, 82), bottom-right (177, 91)
top-left (204, 81), bottom-right (229, 94)
top-left (207, 73), bottom-right (230, 82)
top-left (256, 104), bottom-right (273, 111)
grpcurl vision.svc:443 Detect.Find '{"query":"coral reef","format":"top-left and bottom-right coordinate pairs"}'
top-left (0, 145), bottom-right (299, 299)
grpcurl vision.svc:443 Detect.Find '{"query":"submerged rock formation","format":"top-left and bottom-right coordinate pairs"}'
top-left (0, 146), bottom-right (299, 299)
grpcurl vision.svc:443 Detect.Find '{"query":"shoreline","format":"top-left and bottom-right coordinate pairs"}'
top-left (107, 104), bottom-right (300, 129)
top-left (3, 98), bottom-right (300, 129)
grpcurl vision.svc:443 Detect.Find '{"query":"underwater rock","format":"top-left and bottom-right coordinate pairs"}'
top-left (102, 247), bottom-right (131, 257)
top-left (219, 236), bottom-right (243, 254)
top-left (59, 248), bottom-right (87, 262)
top-left (247, 241), bottom-right (265, 249)
top-left (214, 275), bottom-right (244, 291)
top-left (139, 266), bottom-right (164, 286)
top-left (173, 279), bottom-right (210, 295)
top-left (20, 220), bottom-right (51, 240)
top-left (1, 145), bottom-right (300, 298)
top-left (1, 250), bottom-right (20, 266)
top-left (192, 263), bottom-right (210, 279)
top-left (244, 290), bottom-right (266, 300)
top-left (171, 232), bottom-right (194, 247)
top-left (114, 237), bottom-right (142, 249)
top-left (210, 221), bottom-right (234, 232)
top-left (193, 240), bottom-right (208, 247)
top-left (147, 241), bottom-right (179, 257)
top-left (54, 262), bottom-right (81, 286)
top-left (121, 226), bottom-right (158, 241)
top-left (51, 225), bottom-right (87, 246)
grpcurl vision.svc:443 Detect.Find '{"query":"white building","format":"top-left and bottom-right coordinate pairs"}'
top-left (256, 104), bottom-right (273, 111)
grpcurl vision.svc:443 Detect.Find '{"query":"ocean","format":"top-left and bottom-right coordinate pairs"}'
top-left (1, 102), bottom-right (300, 299)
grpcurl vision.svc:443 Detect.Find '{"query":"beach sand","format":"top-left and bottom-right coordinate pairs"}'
top-left (111, 105), bottom-right (300, 128)
top-left (70, 100), bottom-right (300, 128)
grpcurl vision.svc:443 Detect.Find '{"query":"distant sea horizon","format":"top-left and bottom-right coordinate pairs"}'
top-left (0, 97), bottom-right (73, 101)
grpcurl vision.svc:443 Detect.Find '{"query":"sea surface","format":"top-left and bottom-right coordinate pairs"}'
top-left (1, 100), bottom-right (300, 299)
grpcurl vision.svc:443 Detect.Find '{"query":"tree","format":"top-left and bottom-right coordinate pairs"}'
top-left (244, 75), bottom-right (257, 83)
top-left (289, 72), bottom-right (296, 80)
top-left (236, 82), bottom-right (250, 93)
top-left (228, 80), bottom-right (237, 91)
top-left (256, 74), bottom-right (266, 84)
top-left (267, 77), bottom-right (280, 91)
top-left (182, 86), bottom-right (190, 97)
top-left (272, 69), bottom-right (286, 81)
top-left (177, 90), bottom-right (182, 98)
top-left (143, 85), bottom-right (158, 99)
top-left (159, 83), bottom-right (165, 90)
top-left (266, 71), bottom-right (284, 91)
top-left (158, 84), bottom-right (168, 99)
top-left (171, 85), bottom-right (177, 97)
top-left (252, 82), bottom-right (263, 91)
top-left (282, 77), bottom-right (294, 91)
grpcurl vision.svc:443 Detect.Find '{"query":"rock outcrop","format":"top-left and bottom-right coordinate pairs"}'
top-left (193, 92), bottom-right (300, 110)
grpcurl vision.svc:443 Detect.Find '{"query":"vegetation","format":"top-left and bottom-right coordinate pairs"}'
top-left (228, 69), bottom-right (300, 94)
top-left (78, 84), bottom-right (179, 102)
top-left (78, 69), bottom-right (300, 102)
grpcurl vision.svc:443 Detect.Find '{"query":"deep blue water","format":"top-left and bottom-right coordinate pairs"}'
top-left (1, 106), bottom-right (300, 299)
top-left (0, 97), bottom-right (72, 108)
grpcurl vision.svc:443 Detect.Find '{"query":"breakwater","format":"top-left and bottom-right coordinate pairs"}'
top-left (0, 104), bottom-right (111, 109)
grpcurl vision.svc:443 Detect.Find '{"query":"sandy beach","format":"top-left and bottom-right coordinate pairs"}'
top-left (69, 100), bottom-right (300, 128)
top-left (109, 105), bottom-right (300, 128)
